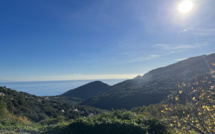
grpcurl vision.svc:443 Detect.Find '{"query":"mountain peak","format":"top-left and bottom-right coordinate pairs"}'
top-left (61, 81), bottom-right (110, 99)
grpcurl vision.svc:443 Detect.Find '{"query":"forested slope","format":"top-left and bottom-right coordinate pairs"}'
top-left (81, 53), bottom-right (215, 110)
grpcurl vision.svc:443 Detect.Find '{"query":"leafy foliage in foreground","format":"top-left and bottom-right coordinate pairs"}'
top-left (130, 63), bottom-right (215, 133)
top-left (0, 101), bottom-right (39, 133)
top-left (44, 110), bottom-right (169, 134)
top-left (160, 65), bottom-right (215, 134)
top-left (0, 106), bottom-right (170, 134)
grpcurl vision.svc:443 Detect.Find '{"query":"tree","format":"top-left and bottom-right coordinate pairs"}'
top-left (161, 63), bottom-right (215, 133)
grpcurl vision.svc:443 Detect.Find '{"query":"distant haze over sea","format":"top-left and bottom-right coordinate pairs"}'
top-left (0, 79), bottom-right (126, 96)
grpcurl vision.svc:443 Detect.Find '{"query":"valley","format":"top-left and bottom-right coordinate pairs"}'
top-left (1, 53), bottom-right (215, 133)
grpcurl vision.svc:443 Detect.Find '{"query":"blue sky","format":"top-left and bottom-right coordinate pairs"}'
top-left (1, 0), bottom-right (215, 81)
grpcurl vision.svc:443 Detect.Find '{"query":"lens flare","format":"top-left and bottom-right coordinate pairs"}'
top-left (178, 0), bottom-right (193, 14)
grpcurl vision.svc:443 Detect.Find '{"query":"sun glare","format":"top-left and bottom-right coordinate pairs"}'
top-left (178, 0), bottom-right (193, 14)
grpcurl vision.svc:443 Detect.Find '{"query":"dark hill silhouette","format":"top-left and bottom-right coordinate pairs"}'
top-left (81, 53), bottom-right (215, 110)
top-left (61, 81), bottom-right (110, 99)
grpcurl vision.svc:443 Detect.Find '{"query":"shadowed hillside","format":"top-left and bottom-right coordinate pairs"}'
top-left (61, 81), bottom-right (110, 99)
top-left (81, 53), bottom-right (215, 110)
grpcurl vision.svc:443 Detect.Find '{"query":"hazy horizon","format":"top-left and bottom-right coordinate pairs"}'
top-left (0, 79), bottom-right (126, 96)
top-left (0, 78), bottom-right (128, 83)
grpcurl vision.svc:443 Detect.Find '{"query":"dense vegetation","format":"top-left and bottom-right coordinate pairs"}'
top-left (43, 110), bottom-right (169, 134)
top-left (0, 101), bottom-right (169, 134)
top-left (82, 90), bottom-right (169, 110)
top-left (0, 86), bottom-right (104, 122)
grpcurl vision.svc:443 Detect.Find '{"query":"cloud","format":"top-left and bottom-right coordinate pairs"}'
top-left (191, 29), bottom-right (215, 36)
top-left (175, 58), bottom-right (187, 61)
top-left (129, 54), bottom-right (160, 63)
top-left (153, 44), bottom-right (207, 51)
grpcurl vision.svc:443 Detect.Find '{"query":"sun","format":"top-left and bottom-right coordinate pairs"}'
top-left (178, 0), bottom-right (193, 14)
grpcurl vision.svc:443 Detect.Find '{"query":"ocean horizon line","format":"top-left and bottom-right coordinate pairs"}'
top-left (0, 78), bottom-right (128, 83)
top-left (0, 79), bottom-right (127, 96)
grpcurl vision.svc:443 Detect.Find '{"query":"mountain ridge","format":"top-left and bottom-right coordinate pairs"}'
top-left (81, 53), bottom-right (215, 110)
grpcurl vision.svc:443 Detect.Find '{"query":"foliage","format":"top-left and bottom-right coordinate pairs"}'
top-left (160, 63), bottom-right (215, 133)
top-left (0, 86), bottom-right (104, 122)
top-left (44, 110), bottom-right (169, 134)
top-left (0, 100), bottom-right (38, 133)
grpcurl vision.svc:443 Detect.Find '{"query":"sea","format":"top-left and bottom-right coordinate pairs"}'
top-left (0, 79), bottom-right (126, 96)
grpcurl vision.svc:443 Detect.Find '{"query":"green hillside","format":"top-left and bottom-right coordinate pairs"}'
top-left (0, 86), bottom-right (104, 122)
